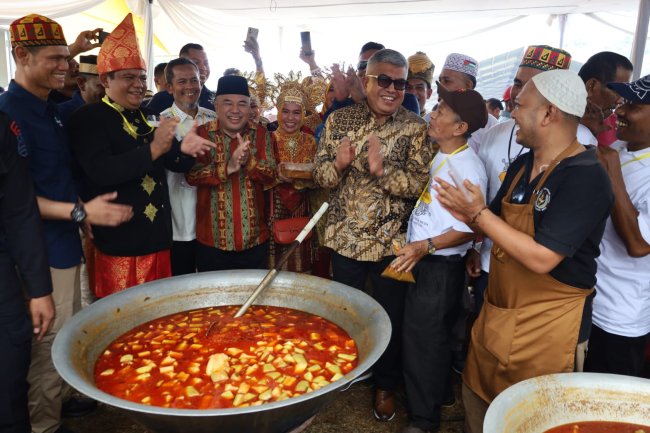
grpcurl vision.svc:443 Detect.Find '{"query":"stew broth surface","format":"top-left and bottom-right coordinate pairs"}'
top-left (94, 305), bottom-right (358, 409)
top-left (544, 421), bottom-right (649, 433)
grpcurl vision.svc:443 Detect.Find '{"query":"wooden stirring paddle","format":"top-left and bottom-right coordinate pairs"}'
top-left (233, 202), bottom-right (329, 318)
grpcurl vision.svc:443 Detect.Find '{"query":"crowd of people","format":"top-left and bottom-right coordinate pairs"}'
top-left (0, 10), bottom-right (648, 433)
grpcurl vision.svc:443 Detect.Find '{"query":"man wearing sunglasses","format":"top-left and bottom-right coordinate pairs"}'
top-left (436, 69), bottom-right (613, 433)
top-left (357, 41), bottom-right (385, 78)
top-left (314, 48), bottom-right (435, 423)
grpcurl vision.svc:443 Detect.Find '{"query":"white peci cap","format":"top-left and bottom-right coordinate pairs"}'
top-left (531, 69), bottom-right (587, 118)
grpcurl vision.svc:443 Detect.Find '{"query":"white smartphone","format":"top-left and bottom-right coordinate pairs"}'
top-left (446, 158), bottom-right (471, 200)
top-left (246, 27), bottom-right (259, 44)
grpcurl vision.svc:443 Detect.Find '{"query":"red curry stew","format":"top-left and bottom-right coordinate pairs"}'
top-left (544, 422), bottom-right (649, 433)
top-left (94, 305), bottom-right (358, 409)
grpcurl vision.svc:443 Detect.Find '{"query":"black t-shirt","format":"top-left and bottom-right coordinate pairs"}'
top-left (489, 147), bottom-right (613, 289)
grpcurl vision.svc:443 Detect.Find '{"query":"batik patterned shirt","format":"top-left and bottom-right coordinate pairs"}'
top-left (314, 102), bottom-right (434, 261)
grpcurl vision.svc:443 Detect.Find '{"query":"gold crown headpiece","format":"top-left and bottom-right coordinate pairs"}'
top-left (239, 70), bottom-right (273, 112)
top-left (271, 71), bottom-right (326, 114)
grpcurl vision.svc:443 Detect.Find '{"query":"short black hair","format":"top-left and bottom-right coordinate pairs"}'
top-left (360, 42), bottom-right (385, 55)
top-left (486, 98), bottom-right (503, 111)
top-left (223, 68), bottom-right (241, 76)
top-left (154, 62), bottom-right (168, 79)
top-left (179, 43), bottom-right (204, 57)
top-left (165, 57), bottom-right (198, 84)
top-left (578, 51), bottom-right (633, 84)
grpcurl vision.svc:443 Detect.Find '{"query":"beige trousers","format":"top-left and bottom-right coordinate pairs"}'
top-left (28, 265), bottom-right (81, 433)
top-left (462, 382), bottom-right (489, 433)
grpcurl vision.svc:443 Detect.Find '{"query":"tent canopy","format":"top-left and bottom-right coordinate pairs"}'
top-left (0, 0), bottom-right (647, 93)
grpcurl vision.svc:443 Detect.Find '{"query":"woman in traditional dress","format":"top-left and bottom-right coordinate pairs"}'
top-left (268, 77), bottom-right (322, 272)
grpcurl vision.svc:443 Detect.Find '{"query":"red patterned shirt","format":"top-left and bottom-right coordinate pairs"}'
top-left (187, 121), bottom-right (277, 251)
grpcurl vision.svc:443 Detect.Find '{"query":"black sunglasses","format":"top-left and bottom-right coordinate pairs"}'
top-left (366, 74), bottom-right (408, 91)
top-left (357, 60), bottom-right (368, 70)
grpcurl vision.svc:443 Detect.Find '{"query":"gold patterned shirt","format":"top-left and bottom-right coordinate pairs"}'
top-left (314, 101), bottom-right (434, 261)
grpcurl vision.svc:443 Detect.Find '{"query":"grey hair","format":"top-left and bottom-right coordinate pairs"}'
top-left (367, 49), bottom-right (407, 70)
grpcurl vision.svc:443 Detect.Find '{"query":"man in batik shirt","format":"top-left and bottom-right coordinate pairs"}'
top-left (314, 48), bottom-right (435, 423)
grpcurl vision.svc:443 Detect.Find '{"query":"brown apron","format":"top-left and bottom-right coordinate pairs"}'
top-left (463, 140), bottom-right (594, 403)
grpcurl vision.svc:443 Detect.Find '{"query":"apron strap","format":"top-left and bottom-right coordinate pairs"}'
top-left (505, 165), bottom-right (527, 198)
top-left (528, 139), bottom-right (582, 205)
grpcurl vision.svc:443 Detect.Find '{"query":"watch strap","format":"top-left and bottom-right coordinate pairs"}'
top-left (427, 238), bottom-right (436, 255)
top-left (71, 201), bottom-right (87, 224)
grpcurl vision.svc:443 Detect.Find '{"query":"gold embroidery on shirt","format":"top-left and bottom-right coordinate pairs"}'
top-left (144, 203), bottom-right (158, 222)
top-left (141, 175), bottom-right (156, 195)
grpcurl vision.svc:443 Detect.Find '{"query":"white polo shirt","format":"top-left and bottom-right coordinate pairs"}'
top-left (407, 144), bottom-right (487, 257)
top-left (592, 142), bottom-right (650, 337)
top-left (577, 123), bottom-right (598, 146)
top-left (161, 103), bottom-right (217, 242)
top-left (468, 113), bottom-right (499, 153)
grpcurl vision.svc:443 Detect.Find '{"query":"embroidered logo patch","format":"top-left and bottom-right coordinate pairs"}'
top-left (534, 187), bottom-right (551, 211)
top-left (9, 121), bottom-right (28, 157)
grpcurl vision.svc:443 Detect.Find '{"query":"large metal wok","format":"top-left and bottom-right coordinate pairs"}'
top-left (52, 270), bottom-right (391, 433)
top-left (484, 372), bottom-right (650, 433)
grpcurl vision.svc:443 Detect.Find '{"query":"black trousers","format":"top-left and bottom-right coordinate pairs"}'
top-left (585, 324), bottom-right (649, 377)
top-left (331, 251), bottom-right (406, 391)
top-left (403, 254), bottom-right (465, 431)
top-left (0, 315), bottom-right (32, 433)
top-left (171, 240), bottom-right (198, 276)
top-left (196, 242), bottom-right (269, 272)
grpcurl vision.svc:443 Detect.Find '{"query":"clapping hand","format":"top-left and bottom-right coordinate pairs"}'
top-left (227, 133), bottom-right (251, 175)
top-left (433, 177), bottom-right (485, 224)
top-left (334, 137), bottom-right (356, 174)
top-left (151, 116), bottom-right (179, 159)
top-left (330, 64), bottom-right (350, 102)
top-left (367, 132), bottom-right (384, 177)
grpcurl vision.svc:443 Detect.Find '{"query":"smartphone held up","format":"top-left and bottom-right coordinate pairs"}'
top-left (246, 27), bottom-right (259, 45)
top-left (300, 31), bottom-right (312, 56)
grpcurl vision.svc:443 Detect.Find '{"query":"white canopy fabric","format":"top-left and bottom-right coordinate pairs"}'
top-left (0, 0), bottom-right (105, 25)
top-left (0, 0), bottom-right (647, 90)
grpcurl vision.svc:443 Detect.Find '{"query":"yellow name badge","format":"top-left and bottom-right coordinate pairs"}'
top-left (498, 171), bottom-right (506, 182)
top-left (416, 180), bottom-right (433, 207)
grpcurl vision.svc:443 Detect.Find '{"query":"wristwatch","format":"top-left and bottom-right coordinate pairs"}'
top-left (70, 201), bottom-right (87, 224)
top-left (427, 238), bottom-right (437, 255)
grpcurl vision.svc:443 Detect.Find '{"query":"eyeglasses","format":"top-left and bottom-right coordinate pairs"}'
top-left (357, 60), bottom-right (368, 70)
top-left (366, 74), bottom-right (408, 91)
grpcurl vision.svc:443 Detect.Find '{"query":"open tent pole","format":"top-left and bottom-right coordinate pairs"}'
top-left (631, 0), bottom-right (650, 79)
top-left (558, 14), bottom-right (568, 48)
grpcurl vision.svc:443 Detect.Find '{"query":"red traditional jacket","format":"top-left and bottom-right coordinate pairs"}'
top-left (186, 121), bottom-right (277, 251)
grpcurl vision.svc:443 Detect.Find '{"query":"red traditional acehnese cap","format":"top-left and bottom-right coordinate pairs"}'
top-left (97, 13), bottom-right (146, 75)
top-left (10, 14), bottom-right (67, 48)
